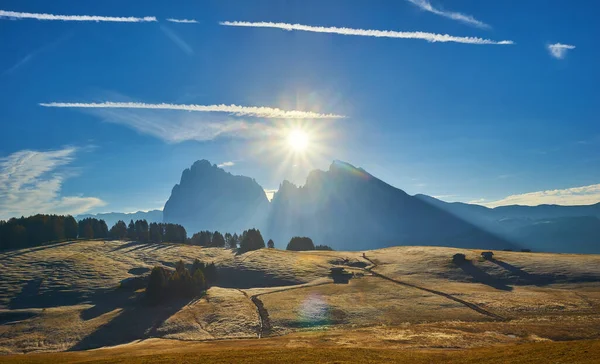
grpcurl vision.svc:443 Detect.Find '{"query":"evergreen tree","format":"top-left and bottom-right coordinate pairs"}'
top-left (267, 239), bottom-right (275, 249)
top-left (127, 220), bottom-right (136, 240)
top-left (109, 220), bottom-right (128, 240)
top-left (146, 266), bottom-right (169, 303)
top-left (134, 220), bottom-right (149, 243)
top-left (149, 222), bottom-right (162, 243)
top-left (286, 237), bottom-right (315, 251)
top-left (64, 215), bottom-right (78, 239)
top-left (239, 228), bottom-right (265, 253)
top-left (212, 231), bottom-right (226, 248)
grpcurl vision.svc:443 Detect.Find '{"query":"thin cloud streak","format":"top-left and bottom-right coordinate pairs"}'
top-left (406, 0), bottom-right (490, 29)
top-left (166, 18), bottom-right (198, 24)
top-left (217, 161), bottom-right (235, 168)
top-left (2, 33), bottom-right (72, 76)
top-left (471, 184), bottom-right (600, 208)
top-left (547, 43), bottom-right (575, 59)
top-left (0, 9), bottom-right (156, 22)
top-left (220, 21), bottom-right (513, 45)
top-left (160, 25), bottom-right (193, 55)
top-left (40, 101), bottom-right (345, 119)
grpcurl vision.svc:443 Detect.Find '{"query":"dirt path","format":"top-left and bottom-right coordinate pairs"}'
top-left (362, 254), bottom-right (507, 321)
top-left (238, 280), bottom-right (332, 339)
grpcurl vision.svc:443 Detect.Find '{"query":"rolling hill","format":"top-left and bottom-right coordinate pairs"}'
top-left (1, 239), bottom-right (599, 356)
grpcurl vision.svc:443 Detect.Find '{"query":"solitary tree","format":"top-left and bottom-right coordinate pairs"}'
top-left (267, 239), bottom-right (275, 249)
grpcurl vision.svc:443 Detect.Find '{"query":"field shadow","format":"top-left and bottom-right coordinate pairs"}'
top-left (456, 260), bottom-right (513, 291)
top-left (110, 241), bottom-right (176, 253)
top-left (9, 278), bottom-right (114, 309)
top-left (488, 258), bottom-right (600, 286)
top-left (1, 241), bottom-right (78, 259)
top-left (70, 296), bottom-right (190, 351)
top-left (110, 241), bottom-right (141, 252)
top-left (128, 267), bottom-right (151, 276)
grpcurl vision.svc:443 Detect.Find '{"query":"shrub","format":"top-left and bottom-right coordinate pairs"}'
top-left (452, 253), bottom-right (466, 265)
top-left (315, 244), bottom-right (333, 251)
top-left (286, 237), bottom-right (315, 251)
top-left (481, 251), bottom-right (494, 260)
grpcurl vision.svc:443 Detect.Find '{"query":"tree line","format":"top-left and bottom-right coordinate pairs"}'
top-left (1, 214), bottom-right (330, 253)
top-left (0, 214), bottom-right (78, 250)
top-left (108, 220), bottom-right (187, 244)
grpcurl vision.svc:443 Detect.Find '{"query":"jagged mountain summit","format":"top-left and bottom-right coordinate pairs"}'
top-left (267, 160), bottom-right (513, 251)
top-left (163, 160), bottom-right (269, 235)
top-left (159, 159), bottom-right (599, 253)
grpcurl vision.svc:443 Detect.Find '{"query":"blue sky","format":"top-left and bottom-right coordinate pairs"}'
top-left (1, 0), bottom-right (599, 218)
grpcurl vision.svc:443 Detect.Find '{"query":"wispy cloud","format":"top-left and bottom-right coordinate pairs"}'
top-left (547, 43), bottom-right (575, 59)
top-left (406, 0), bottom-right (490, 29)
top-left (217, 161), bottom-right (235, 168)
top-left (166, 18), bottom-right (198, 24)
top-left (471, 184), bottom-right (600, 208)
top-left (0, 147), bottom-right (105, 219)
top-left (2, 33), bottom-right (71, 76)
top-left (86, 108), bottom-right (277, 143)
top-left (160, 25), bottom-right (193, 55)
top-left (40, 101), bottom-right (345, 119)
top-left (0, 9), bottom-right (156, 22)
top-left (220, 21), bottom-right (513, 45)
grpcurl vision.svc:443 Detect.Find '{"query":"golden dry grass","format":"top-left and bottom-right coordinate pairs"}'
top-left (2, 336), bottom-right (600, 363)
top-left (1, 240), bottom-right (599, 358)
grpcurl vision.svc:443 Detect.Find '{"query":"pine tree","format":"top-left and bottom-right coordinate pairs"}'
top-left (212, 231), bottom-right (226, 248)
top-left (64, 216), bottom-right (78, 239)
top-left (127, 220), bottom-right (136, 241)
top-left (239, 228), bottom-right (265, 253)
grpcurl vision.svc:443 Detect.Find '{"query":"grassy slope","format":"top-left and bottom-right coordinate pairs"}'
top-left (2, 337), bottom-right (600, 363)
top-left (1, 241), bottom-right (599, 357)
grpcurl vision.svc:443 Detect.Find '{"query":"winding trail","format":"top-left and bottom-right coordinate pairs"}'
top-left (238, 280), bottom-right (332, 338)
top-left (362, 254), bottom-right (507, 321)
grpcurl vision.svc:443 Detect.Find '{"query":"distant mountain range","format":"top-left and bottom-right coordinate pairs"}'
top-left (82, 159), bottom-right (600, 254)
top-left (76, 210), bottom-right (162, 230)
top-left (414, 194), bottom-right (600, 254)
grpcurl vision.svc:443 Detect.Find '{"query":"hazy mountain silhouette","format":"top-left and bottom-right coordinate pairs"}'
top-left (415, 194), bottom-right (600, 253)
top-left (266, 161), bottom-right (515, 251)
top-left (76, 210), bottom-right (162, 230)
top-left (157, 159), bottom-right (598, 253)
top-left (163, 160), bottom-right (269, 234)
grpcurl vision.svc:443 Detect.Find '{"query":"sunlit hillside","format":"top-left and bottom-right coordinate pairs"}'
top-left (1, 240), bottom-right (599, 356)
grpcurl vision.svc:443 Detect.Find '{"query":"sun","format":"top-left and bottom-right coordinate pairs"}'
top-left (287, 129), bottom-right (309, 152)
